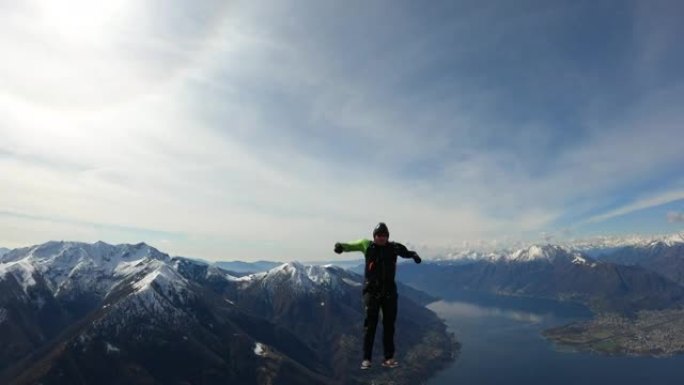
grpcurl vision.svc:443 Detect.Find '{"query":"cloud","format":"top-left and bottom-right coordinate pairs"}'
top-left (2, 1), bottom-right (684, 260)
top-left (586, 189), bottom-right (684, 224)
top-left (667, 212), bottom-right (684, 223)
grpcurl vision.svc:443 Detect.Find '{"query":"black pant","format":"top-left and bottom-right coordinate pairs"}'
top-left (363, 292), bottom-right (397, 361)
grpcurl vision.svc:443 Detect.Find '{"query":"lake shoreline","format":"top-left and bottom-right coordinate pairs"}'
top-left (426, 295), bottom-right (684, 385)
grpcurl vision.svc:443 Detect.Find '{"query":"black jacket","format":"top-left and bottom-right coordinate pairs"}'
top-left (363, 241), bottom-right (415, 296)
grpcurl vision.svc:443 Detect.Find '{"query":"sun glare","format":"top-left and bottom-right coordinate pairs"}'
top-left (36, 0), bottom-right (132, 43)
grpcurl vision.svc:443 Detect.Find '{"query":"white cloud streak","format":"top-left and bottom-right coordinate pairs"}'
top-left (586, 189), bottom-right (684, 224)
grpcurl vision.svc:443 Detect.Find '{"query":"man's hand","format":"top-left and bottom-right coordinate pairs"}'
top-left (334, 243), bottom-right (344, 254)
top-left (411, 252), bottom-right (422, 264)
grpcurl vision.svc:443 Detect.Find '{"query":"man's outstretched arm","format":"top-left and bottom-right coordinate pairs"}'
top-left (334, 239), bottom-right (371, 254)
top-left (393, 242), bottom-right (422, 264)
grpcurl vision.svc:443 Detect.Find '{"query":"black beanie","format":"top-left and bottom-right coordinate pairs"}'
top-left (373, 222), bottom-right (389, 237)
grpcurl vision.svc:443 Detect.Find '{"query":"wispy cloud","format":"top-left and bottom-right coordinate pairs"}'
top-left (668, 212), bottom-right (684, 223)
top-left (1, 1), bottom-right (683, 260)
top-left (586, 189), bottom-right (684, 224)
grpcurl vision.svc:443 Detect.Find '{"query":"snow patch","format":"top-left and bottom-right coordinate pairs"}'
top-left (0, 308), bottom-right (7, 324)
top-left (105, 342), bottom-right (120, 353)
top-left (114, 258), bottom-right (149, 276)
top-left (573, 254), bottom-right (598, 268)
top-left (342, 278), bottom-right (361, 287)
top-left (0, 258), bottom-right (37, 293)
top-left (133, 264), bottom-right (187, 296)
top-left (254, 342), bottom-right (266, 357)
top-left (78, 334), bottom-right (91, 344)
top-left (572, 255), bottom-right (587, 265)
top-left (235, 274), bottom-right (256, 282)
top-left (134, 270), bottom-right (163, 293)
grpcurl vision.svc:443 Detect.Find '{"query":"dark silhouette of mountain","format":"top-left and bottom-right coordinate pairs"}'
top-left (213, 260), bottom-right (281, 274)
top-left (397, 245), bottom-right (684, 314)
top-left (0, 241), bottom-right (456, 385)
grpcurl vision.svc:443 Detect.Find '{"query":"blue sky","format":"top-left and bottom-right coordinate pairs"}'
top-left (1, 0), bottom-right (683, 261)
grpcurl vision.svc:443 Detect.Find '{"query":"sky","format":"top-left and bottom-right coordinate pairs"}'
top-left (1, 0), bottom-right (683, 261)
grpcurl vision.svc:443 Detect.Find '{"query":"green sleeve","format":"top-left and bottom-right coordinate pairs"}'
top-left (339, 239), bottom-right (371, 254)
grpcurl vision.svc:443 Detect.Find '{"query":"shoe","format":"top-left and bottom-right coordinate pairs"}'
top-left (360, 359), bottom-right (372, 370)
top-left (382, 358), bottom-right (399, 368)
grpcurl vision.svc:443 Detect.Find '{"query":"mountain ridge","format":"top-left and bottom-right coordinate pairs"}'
top-left (437, 232), bottom-right (684, 262)
top-left (398, 244), bottom-right (684, 314)
top-left (0, 240), bottom-right (456, 385)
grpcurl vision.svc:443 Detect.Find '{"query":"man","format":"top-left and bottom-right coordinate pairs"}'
top-left (334, 222), bottom-right (422, 370)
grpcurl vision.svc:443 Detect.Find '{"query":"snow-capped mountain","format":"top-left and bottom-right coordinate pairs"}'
top-left (560, 232), bottom-right (684, 258)
top-left (438, 249), bottom-right (502, 264)
top-left (0, 241), bottom-right (200, 330)
top-left (0, 247), bottom-right (9, 258)
top-left (239, 261), bottom-right (362, 296)
top-left (597, 233), bottom-right (684, 285)
top-left (0, 241), bottom-right (455, 385)
top-left (436, 232), bottom-right (684, 262)
top-left (507, 244), bottom-right (569, 262)
top-left (437, 244), bottom-right (598, 267)
top-left (397, 244), bottom-right (684, 314)
top-left (636, 232), bottom-right (684, 249)
top-left (0, 241), bottom-right (172, 297)
top-left (500, 244), bottom-right (598, 267)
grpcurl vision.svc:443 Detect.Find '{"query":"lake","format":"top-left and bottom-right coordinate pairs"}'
top-left (426, 293), bottom-right (684, 385)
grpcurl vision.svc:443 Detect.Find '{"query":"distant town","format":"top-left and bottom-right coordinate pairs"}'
top-left (544, 308), bottom-right (684, 357)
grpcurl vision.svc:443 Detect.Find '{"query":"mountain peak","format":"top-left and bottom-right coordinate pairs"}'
top-left (132, 262), bottom-right (189, 300)
top-left (271, 261), bottom-right (306, 273)
top-left (650, 232), bottom-right (684, 247)
top-left (243, 262), bottom-right (356, 296)
top-left (1, 240), bottom-right (169, 263)
top-left (0, 241), bottom-right (172, 296)
top-left (505, 244), bottom-right (596, 266)
top-left (509, 244), bottom-right (567, 262)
